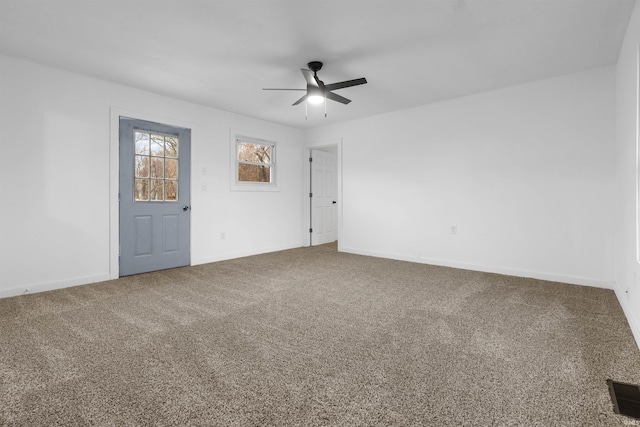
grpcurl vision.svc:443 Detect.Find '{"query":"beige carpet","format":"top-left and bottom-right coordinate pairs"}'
top-left (1, 243), bottom-right (639, 426)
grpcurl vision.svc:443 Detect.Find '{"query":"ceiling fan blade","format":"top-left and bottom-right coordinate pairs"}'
top-left (292, 94), bottom-right (308, 106)
top-left (301, 69), bottom-right (319, 87)
top-left (325, 91), bottom-right (351, 105)
top-left (324, 77), bottom-right (367, 92)
top-left (262, 88), bottom-right (306, 91)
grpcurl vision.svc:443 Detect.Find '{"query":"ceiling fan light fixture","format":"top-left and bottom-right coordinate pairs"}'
top-left (307, 94), bottom-right (324, 105)
top-left (307, 85), bottom-right (324, 105)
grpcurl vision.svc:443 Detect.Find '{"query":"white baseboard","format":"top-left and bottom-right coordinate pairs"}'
top-left (1, 245), bottom-right (615, 299)
top-left (0, 273), bottom-right (112, 299)
top-left (0, 244), bottom-right (304, 300)
top-left (339, 246), bottom-right (615, 289)
top-left (193, 243), bottom-right (303, 265)
top-left (613, 286), bottom-right (640, 351)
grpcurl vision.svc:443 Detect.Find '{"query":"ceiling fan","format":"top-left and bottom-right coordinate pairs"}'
top-left (263, 61), bottom-right (367, 108)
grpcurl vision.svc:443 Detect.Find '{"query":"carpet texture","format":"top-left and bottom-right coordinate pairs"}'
top-left (1, 243), bottom-right (639, 426)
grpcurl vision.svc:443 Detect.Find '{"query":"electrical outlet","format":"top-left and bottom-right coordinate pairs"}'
top-left (451, 225), bottom-right (457, 234)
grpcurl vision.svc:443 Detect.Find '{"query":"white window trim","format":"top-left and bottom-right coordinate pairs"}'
top-left (230, 130), bottom-right (278, 192)
top-left (636, 42), bottom-right (640, 265)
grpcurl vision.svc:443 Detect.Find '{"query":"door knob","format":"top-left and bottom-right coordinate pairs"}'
top-left (332, 201), bottom-right (337, 204)
top-left (183, 205), bottom-right (190, 211)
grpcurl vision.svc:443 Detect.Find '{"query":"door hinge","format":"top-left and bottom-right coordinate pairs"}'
top-left (309, 192), bottom-right (313, 198)
top-left (309, 157), bottom-right (313, 162)
top-left (309, 228), bottom-right (313, 233)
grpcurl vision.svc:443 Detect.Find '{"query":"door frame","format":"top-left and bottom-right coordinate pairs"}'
top-left (109, 107), bottom-right (196, 279)
top-left (304, 138), bottom-right (343, 248)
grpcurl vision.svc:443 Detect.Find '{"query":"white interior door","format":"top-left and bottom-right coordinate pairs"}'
top-left (311, 148), bottom-right (337, 245)
top-left (119, 117), bottom-right (191, 276)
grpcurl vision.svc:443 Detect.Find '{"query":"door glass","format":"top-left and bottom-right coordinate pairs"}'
top-left (134, 131), bottom-right (179, 201)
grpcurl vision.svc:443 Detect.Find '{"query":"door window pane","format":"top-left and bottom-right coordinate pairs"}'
top-left (135, 179), bottom-right (149, 201)
top-left (165, 181), bottom-right (178, 201)
top-left (135, 132), bottom-right (149, 155)
top-left (165, 159), bottom-right (178, 179)
top-left (151, 157), bottom-right (164, 178)
top-left (150, 134), bottom-right (165, 156)
top-left (165, 136), bottom-right (178, 157)
top-left (150, 180), bottom-right (164, 201)
top-left (135, 156), bottom-right (149, 178)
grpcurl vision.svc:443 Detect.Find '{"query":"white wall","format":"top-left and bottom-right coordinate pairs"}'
top-left (306, 67), bottom-right (616, 288)
top-left (0, 55), bottom-right (304, 298)
top-left (615, 0), bottom-right (640, 346)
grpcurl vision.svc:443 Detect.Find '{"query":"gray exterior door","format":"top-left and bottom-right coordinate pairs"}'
top-left (119, 117), bottom-right (191, 276)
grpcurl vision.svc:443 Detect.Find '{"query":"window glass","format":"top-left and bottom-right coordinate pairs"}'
top-left (236, 140), bottom-right (274, 183)
top-left (134, 130), bottom-right (179, 201)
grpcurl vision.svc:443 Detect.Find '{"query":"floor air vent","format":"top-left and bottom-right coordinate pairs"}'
top-left (607, 379), bottom-right (640, 419)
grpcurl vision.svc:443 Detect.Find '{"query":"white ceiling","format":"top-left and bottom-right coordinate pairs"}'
top-left (0, 0), bottom-right (635, 129)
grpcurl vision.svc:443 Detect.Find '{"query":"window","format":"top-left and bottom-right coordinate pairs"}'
top-left (237, 140), bottom-right (272, 182)
top-left (134, 130), bottom-right (179, 201)
top-left (231, 133), bottom-right (277, 191)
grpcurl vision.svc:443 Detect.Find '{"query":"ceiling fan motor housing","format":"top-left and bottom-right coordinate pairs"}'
top-left (308, 61), bottom-right (323, 73)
